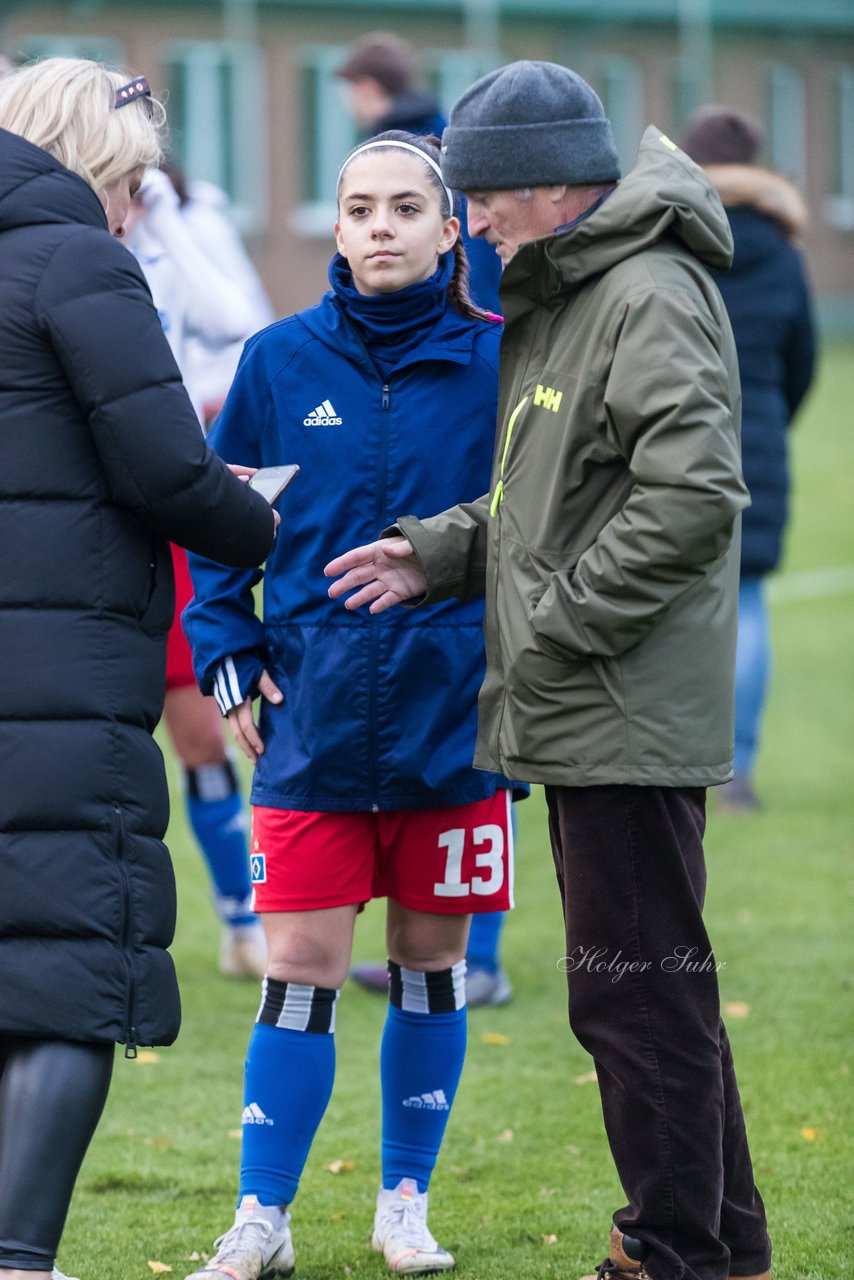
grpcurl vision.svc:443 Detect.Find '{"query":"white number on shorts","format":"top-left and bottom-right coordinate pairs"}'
top-left (435, 829), bottom-right (468, 896)
top-left (434, 825), bottom-right (505, 898)
top-left (471, 824), bottom-right (504, 895)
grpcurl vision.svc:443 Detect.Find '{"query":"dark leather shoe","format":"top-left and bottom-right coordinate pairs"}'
top-left (579, 1227), bottom-right (651, 1279)
top-left (580, 1226), bottom-right (772, 1280)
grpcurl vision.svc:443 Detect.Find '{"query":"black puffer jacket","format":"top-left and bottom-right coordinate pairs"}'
top-left (701, 165), bottom-right (816, 574)
top-left (0, 129), bottom-right (275, 1050)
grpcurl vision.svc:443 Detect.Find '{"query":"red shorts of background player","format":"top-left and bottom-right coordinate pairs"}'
top-left (250, 790), bottom-right (514, 915)
top-left (165, 544), bottom-right (197, 691)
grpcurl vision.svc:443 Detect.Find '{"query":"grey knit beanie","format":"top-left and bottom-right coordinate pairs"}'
top-left (441, 60), bottom-right (620, 191)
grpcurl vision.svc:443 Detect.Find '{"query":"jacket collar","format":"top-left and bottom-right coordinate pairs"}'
top-left (0, 127), bottom-right (108, 234)
top-left (298, 282), bottom-right (484, 375)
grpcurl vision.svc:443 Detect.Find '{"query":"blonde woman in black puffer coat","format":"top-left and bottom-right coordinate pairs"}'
top-left (0, 57), bottom-right (276, 1280)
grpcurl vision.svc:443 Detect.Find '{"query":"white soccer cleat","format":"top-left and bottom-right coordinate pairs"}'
top-left (372, 1178), bottom-right (455, 1274)
top-left (219, 922), bottom-right (267, 979)
top-left (185, 1200), bottom-right (295, 1280)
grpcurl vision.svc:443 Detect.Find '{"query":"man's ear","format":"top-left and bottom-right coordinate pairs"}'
top-left (546, 184), bottom-right (568, 206)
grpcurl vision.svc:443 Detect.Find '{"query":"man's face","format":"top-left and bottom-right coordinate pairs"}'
top-left (464, 187), bottom-right (564, 266)
top-left (345, 76), bottom-right (391, 130)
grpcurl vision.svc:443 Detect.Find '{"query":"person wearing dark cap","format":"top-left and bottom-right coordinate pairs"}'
top-left (327, 60), bottom-right (772, 1280)
top-left (680, 107), bottom-right (816, 814)
top-left (335, 31), bottom-right (502, 314)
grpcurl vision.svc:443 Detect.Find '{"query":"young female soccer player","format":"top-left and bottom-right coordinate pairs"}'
top-left (183, 131), bottom-right (515, 1280)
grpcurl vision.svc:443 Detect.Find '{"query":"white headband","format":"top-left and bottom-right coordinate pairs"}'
top-left (337, 140), bottom-right (455, 215)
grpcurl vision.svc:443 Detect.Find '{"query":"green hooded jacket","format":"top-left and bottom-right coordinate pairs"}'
top-left (398, 127), bottom-right (749, 787)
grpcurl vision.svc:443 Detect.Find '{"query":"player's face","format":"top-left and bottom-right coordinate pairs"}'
top-left (335, 152), bottom-right (459, 296)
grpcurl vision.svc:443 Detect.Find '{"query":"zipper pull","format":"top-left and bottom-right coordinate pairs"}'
top-left (124, 1031), bottom-right (138, 1060)
top-left (382, 384), bottom-right (390, 410)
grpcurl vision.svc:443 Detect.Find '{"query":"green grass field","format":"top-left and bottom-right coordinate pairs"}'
top-left (58, 343), bottom-right (853, 1280)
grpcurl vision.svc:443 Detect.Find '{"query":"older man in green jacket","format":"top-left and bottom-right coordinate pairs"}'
top-left (326, 61), bottom-right (772, 1280)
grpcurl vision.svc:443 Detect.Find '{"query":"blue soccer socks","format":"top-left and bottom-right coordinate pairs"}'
top-left (238, 963), bottom-right (466, 1207)
top-left (381, 962), bottom-right (467, 1193)
top-left (185, 760), bottom-right (256, 928)
top-left (239, 979), bottom-right (338, 1206)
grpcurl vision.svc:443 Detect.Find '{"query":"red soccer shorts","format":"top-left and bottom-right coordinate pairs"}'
top-left (249, 790), bottom-right (515, 914)
top-left (165, 544), bottom-right (197, 691)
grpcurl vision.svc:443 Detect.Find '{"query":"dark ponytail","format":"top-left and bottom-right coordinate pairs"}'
top-left (418, 133), bottom-right (494, 324)
top-left (338, 128), bottom-right (496, 325)
top-left (448, 234), bottom-right (493, 323)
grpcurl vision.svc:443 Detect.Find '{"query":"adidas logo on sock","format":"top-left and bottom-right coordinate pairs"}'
top-left (242, 1101), bottom-right (274, 1125)
top-left (402, 1089), bottom-right (449, 1110)
top-left (303, 398), bottom-right (343, 426)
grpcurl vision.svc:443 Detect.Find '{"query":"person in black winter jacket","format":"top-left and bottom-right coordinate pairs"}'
top-left (680, 107), bottom-right (816, 811)
top-left (0, 57), bottom-right (276, 1280)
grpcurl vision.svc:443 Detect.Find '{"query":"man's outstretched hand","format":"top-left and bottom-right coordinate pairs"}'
top-left (324, 536), bottom-right (426, 613)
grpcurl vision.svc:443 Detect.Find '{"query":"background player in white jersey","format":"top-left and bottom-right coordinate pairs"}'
top-left (125, 167), bottom-right (275, 978)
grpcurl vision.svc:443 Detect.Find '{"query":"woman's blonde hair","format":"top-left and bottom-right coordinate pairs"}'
top-left (0, 56), bottom-right (167, 197)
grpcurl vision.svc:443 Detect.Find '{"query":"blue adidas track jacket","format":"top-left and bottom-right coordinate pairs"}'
top-left (184, 287), bottom-right (513, 812)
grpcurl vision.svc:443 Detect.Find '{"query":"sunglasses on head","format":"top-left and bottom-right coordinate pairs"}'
top-left (114, 77), bottom-right (152, 110)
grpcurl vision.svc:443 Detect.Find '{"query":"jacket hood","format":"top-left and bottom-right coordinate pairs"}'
top-left (0, 127), bottom-right (107, 234)
top-left (704, 163), bottom-right (807, 238)
top-left (377, 91), bottom-right (446, 138)
top-left (503, 125), bottom-right (733, 302)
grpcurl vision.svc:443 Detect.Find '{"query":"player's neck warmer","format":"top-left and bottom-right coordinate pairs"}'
top-left (328, 251), bottom-right (453, 377)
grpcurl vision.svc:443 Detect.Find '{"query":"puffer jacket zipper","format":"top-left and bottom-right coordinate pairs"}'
top-left (112, 804), bottom-right (138, 1058)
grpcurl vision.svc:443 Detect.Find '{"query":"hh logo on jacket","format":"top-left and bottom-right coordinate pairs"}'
top-left (533, 384), bottom-right (563, 413)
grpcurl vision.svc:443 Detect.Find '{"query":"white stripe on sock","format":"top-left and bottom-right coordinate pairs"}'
top-left (398, 967), bottom-right (430, 1015)
top-left (256, 975), bottom-right (268, 1022)
top-left (451, 959), bottom-right (467, 1010)
top-left (277, 982), bottom-right (314, 1032)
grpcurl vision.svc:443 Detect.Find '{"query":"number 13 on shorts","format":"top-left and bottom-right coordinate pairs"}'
top-left (433, 791), bottom-right (514, 910)
top-left (371, 789), bottom-right (515, 913)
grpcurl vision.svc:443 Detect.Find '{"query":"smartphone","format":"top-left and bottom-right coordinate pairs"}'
top-left (248, 464), bottom-right (300, 505)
